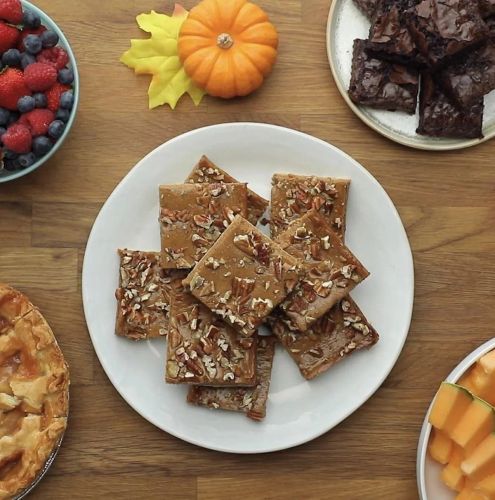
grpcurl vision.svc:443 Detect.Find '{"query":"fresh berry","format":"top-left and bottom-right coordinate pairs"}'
top-left (2, 48), bottom-right (20, 67)
top-left (18, 152), bottom-right (35, 168)
top-left (44, 82), bottom-right (70, 112)
top-left (1, 124), bottom-right (32, 153)
top-left (0, 107), bottom-right (9, 126)
top-left (55, 107), bottom-right (70, 122)
top-left (7, 110), bottom-right (18, 125)
top-left (24, 62), bottom-right (57, 91)
top-left (3, 148), bottom-right (17, 159)
top-left (59, 90), bottom-right (73, 110)
top-left (33, 92), bottom-right (46, 108)
top-left (40, 30), bottom-right (58, 48)
top-left (0, 68), bottom-right (31, 111)
top-left (17, 26), bottom-right (45, 50)
top-left (4, 158), bottom-right (20, 170)
top-left (48, 119), bottom-right (64, 139)
top-left (32, 135), bottom-right (52, 157)
top-left (23, 10), bottom-right (41, 29)
top-left (23, 34), bottom-right (42, 55)
top-left (37, 47), bottom-right (68, 70)
top-left (58, 67), bottom-right (73, 85)
top-left (0, 21), bottom-right (19, 54)
top-left (0, 0), bottom-right (22, 24)
top-left (0, 125), bottom-right (5, 137)
top-left (17, 95), bottom-right (35, 113)
top-left (21, 52), bottom-right (36, 69)
top-left (19, 108), bottom-right (54, 136)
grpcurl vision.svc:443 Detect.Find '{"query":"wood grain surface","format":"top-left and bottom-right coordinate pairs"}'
top-left (1, 0), bottom-right (494, 498)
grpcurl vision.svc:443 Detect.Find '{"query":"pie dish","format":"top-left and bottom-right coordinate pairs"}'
top-left (0, 284), bottom-right (69, 499)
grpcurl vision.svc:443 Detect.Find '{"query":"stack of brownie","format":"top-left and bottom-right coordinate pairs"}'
top-left (114, 156), bottom-right (379, 420)
top-left (350, 0), bottom-right (495, 139)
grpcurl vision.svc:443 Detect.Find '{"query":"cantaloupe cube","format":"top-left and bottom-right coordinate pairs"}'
top-left (430, 383), bottom-right (473, 436)
top-left (475, 474), bottom-right (495, 496)
top-left (470, 366), bottom-right (495, 406)
top-left (429, 428), bottom-right (453, 464)
top-left (456, 490), bottom-right (487, 500)
top-left (462, 433), bottom-right (495, 483)
top-left (479, 350), bottom-right (495, 376)
top-left (442, 461), bottom-right (466, 492)
top-left (459, 371), bottom-right (477, 393)
top-left (452, 399), bottom-right (495, 453)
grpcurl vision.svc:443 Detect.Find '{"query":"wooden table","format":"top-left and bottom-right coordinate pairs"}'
top-left (2, 0), bottom-right (494, 498)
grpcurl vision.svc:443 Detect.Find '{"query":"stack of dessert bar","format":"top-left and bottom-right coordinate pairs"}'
top-left (114, 156), bottom-right (379, 420)
top-left (349, 0), bottom-right (495, 139)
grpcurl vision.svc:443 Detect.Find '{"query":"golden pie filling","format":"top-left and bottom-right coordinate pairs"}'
top-left (0, 285), bottom-right (69, 500)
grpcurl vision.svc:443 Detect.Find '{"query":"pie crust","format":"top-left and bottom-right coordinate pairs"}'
top-left (0, 285), bottom-right (69, 499)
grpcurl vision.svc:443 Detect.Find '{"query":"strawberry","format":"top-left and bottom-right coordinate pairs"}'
top-left (45, 82), bottom-right (70, 112)
top-left (0, 21), bottom-right (19, 53)
top-left (17, 26), bottom-right (45, 50)
top-left (37, 47), bottom-right (69, 70)
top-left (1, 124), bottom-right (32, 154)
top-left (0, 0), bottom-right (22, 24)
top-left (0, 68), bottom-right (31, 110)
top-left (24, 62), bottom-right (57, 92)
top-left (18, 108), bottom-right (54, 136)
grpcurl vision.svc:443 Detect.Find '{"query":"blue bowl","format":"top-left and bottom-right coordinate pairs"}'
top-left (0, 0), bottom-right (80, 183)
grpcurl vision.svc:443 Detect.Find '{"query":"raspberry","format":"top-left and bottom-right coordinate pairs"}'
top-left (0, 21), bottom-right (19, 53)
top-left (37, 47), bottom-right (69, 70)
top-left (0, 68), bottom-right (31, 111)
top-left (24, 63), bottom-right (57, 92)
top-left (45, 82), bottom-right (70, 112)
top-left (19, 109), bottom-right (55, 136)
top-left (1, 124), bottom-right (32, 154)
top-left (0, 0), bottom-right (22, 24)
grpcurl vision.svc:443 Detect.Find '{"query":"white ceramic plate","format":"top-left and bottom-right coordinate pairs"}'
top-left (82, 123), bottom-right (414, 454)
top-left (327, 0), bottom-right (495, 151)
top-left (417, 338), bottom-right (495, 499)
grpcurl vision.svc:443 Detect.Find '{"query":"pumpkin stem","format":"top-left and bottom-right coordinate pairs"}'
top-left (217, 33), bottom-right (234, 49)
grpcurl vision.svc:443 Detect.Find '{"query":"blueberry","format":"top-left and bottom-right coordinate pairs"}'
top-left (7, 112), bottom-right (19, 126)
top-left (48, 120), bottom-right (65, 139)
top-left (0, 126), bottom-right (6, 138)
top-left (32, 136), bottom-right (53, 157)
top-left (21, 52), bottom-right (36, 69)
top-left (2, 49), bottom-right (21, 68)
top-left (4, 149), bottom-right (18, 160)
top-left (33, 93), bottom-right (47, 108)
top-left (0, 108), bottom-right (10, 127)
top-left (18, 152), bottom-right (36, 168)
top-left (23, 10), bottom-right (41, 29)
top-left (4, 159), bottom-right (21, 171)
top-left (41, 30), bottom-right (59, 48)
top-left (58, 68), bottom-right (74, 85)
top-left (23, 35), bottom-right (43, 55)
top-left (60, 91), bottom-right (74, 110)
top-left (0, 60), bottom-right (3, 72)
top-left (17, 95), bottom-right (36, 113)
top-left (55, 108), bottom-right (70, 123)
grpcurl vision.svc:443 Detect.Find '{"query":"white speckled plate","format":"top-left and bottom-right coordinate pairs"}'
top-left (82, 123), bottom-right (414, 454)
top-left (417, 338), bottom-right (495, 499)
top-left (327, 0), bottom-right (495, 151)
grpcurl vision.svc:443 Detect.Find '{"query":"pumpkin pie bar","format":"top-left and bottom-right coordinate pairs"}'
top-left (269, 298), bottom-right (379, 380)
top-left (165, 282), bottom-right (257, 386)
top-left (270, 173), bottom-right (349, 239)
top-left (185, 155), bottom-right (269, 226)
top-left (183, 215), bottom-right (301, 337)
top-left (187, 335), bottom-right (276, 421)
top-left (160, 182), bottom-right (248, 269)
top-left (115, 249), bottom-right (183, 340)
top-left (276, 210), bottom-right (369, 331)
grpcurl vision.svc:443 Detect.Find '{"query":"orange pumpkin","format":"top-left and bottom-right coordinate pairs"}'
top-left (178, 0), bottom-right (278, 98)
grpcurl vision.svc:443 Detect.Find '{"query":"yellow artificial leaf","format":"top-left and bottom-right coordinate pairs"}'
top-left (120, 4), bottom-right (205, 109)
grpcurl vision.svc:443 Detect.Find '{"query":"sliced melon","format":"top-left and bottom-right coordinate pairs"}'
top-left (479, 351), bottom-right (495, 376)
top-left (430, 383), bottom-right (473, 436)
top-left (475, 474), bottom-right (495, 496)
top-left (456, 490), bottom-right (487, 500)
top-left (470, 365), bottom-right (495, 406)
top-left (452, 398), bottom-right (495, 453)
top-left (459, 369), bottom-right (477, 393)
top-left (442, 462), bottom-right (466, 492)
top-left (462, 433), bottom-right (495, 483)
top-left (429, 429), bottom-right (453, 464)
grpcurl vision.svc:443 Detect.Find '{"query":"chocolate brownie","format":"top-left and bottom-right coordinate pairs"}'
top-left (349, 39), bottom-right (419, 114)
top-left (367, 0), bottom-right (421, 65)
top-left (353, 0), bottom-right (379, 18)
top-left (479, 0), bottom-right (495, 18)
top-left (439, 41), bottom-right (495, 108)
top-left (407, 0), bottom-right (489, 69)
top-left (417, 74), bottom-right (484, 139)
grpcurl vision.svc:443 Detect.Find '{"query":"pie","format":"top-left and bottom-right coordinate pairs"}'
top-left (0, 285), bottom-right (69, 499)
